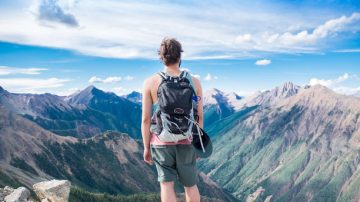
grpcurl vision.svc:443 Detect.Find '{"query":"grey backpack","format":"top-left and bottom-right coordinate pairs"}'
top-left (151, 71), bottom-right (201, 143)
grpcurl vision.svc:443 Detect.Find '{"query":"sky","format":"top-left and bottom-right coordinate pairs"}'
top-left (0, 0), bottom-right (359, 96)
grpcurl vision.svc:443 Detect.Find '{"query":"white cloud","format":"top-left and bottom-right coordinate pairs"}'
top-left (235, 34), bottom-right (252, 44)
top-left (273, 13), bottom-right (360, 46)
top-left (56, 87), bottom-right (81, 96)
top-left (192, 74), bottom-right (200, 79)
top-left (332, 86), bottom-right (360, 95)
top-left (0, 1), bottom-right (358, 59)
top-left (309, 73), bottom-right (349, 87)
top-left (123, 75), bottom-right (134, 81)
top-left (88, 76), bottom-right (102, 83)
top-left (113, 86), bottom-right (131, 96)
top-left (204, 73), bottom-right (218, 81)
top-left (0, 66), bottom-right (47, 75)
top-left (0, 77), bottom-right (69, 93)
top-left (308, 73), bottom-right (360, 95)
top-left (255, 59), bottom-right (271, 66)
top-left (204, 73), bottom-right (211, 81)
top-left (334, 49), bottom-right (360, 53)
top-left (88, 76), bottom-right (122, 84)
top-left (235, 13), bottom-right (360, 53)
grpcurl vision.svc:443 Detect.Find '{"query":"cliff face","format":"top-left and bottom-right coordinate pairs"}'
top-left (200, 83), bottom-right (360, 201)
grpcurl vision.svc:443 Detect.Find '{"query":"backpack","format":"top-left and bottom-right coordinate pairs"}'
top-left (151, 70), bottom-right (200, 143)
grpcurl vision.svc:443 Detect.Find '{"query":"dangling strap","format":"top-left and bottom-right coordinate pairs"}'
top-left (185, 116), bottom-right (205, 153)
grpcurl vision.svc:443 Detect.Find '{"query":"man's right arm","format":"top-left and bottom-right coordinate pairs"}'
top-left (141, 78), bottom-right (153, 164)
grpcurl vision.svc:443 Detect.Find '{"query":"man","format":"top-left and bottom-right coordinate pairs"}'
top-left (142, 37), bottom-right (203, 202)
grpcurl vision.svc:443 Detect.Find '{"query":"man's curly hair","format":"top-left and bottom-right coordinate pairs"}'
top-left (158, 37), bottom-right (183, 66)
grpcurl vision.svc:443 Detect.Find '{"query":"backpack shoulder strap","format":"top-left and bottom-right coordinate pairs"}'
top-left (179, 70), bottom-right (186, 79)
top-left (183, 71), bottom-right (197, 96)
top-left (158, 72), bottom-right (169, 81)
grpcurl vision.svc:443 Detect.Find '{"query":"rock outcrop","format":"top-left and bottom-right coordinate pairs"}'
top-left (0, 186), bottom-right (30, 202)
top-left (1, 180), bottom-right (71, 202)
top-left (33, 180), bottom-right (71, 202)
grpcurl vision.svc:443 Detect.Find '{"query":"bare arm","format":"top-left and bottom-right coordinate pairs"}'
top-left (141, 78), bottom-right (153, 151)
top-left (193, 76), bottom-right (203, 128)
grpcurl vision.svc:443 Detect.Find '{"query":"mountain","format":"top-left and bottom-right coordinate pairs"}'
top-left (0, 105), bottom-right (155, 193)
top-left (237, 81), bottom-right (301, 109)
top-left (203, 88), bottom-right (243, 128)
top-left (65, 85), bottom-right (142, 138)
top-left (199, 83), bottom-right (360, 201)
top-left (123, 91), bottom-right (142, 104)
top-left (0, 85), bottom-right (141, 139)
top-left (0, 104), bottom-right (233, 201)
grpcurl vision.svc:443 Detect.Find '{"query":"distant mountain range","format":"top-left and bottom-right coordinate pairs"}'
top-left (0, 85), bottom-right (142, 139)
top-left (199, 82), bottom-right (360, 201)
top-left (0, 85), bottom-right (235, 201)
top-left (1, 82), bottom-right (360, 201)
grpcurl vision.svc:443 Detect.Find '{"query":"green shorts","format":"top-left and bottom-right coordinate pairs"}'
top-left (151, 144), bottom-right (198, 187)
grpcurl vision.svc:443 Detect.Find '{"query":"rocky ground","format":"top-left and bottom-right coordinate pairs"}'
top-left (0, 180), bottom-right (70, 202)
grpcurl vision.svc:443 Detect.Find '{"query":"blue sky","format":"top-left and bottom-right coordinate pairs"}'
top-left (0, 0), bottom-right (359, 96)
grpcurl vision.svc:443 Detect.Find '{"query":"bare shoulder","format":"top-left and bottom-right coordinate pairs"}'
top-left (191, 76), bottom-right (201, 88)
top-left (144, 74), bottom-right (162, 97)
top-left (191, 75), bottom-right (202, 95)
top-left (144, 74), bottom-right (160, 85)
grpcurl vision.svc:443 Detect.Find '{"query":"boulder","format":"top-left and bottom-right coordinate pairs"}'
top-left (33, 180), bottom-right (70, 202)
top-left (3, 186), bottom-right (14, 196)
top-left (4, 187), bottom-right (30, 202)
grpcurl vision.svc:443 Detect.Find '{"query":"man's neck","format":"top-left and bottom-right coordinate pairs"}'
top-left (163, 65), bottom-right (181, 77)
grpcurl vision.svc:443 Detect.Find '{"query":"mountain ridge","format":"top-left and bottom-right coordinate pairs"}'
top-left (0, 85), bottom-right (142, 139)
top-left (199, 83), bottom-right (360, 201)
top-left (0, 92), bottom-right (234, 201)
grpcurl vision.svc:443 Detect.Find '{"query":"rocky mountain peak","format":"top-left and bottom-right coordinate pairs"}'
top-left (272, 81), bottom-right (300, 98)
top-left (85, 84), bottom-right (106, 93)
top-left (66, 85), bottom-right (113, 105)
top-left (0, 86), bottom-right (9, 96)
top-left (124, 91), bottom-right (142, 104)
top-left (304, 84), bottom-right (337, 96)
top-left (207, 88), bottom-right (224, 95)
top-left (204, 88), bottom-right (227, 105)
